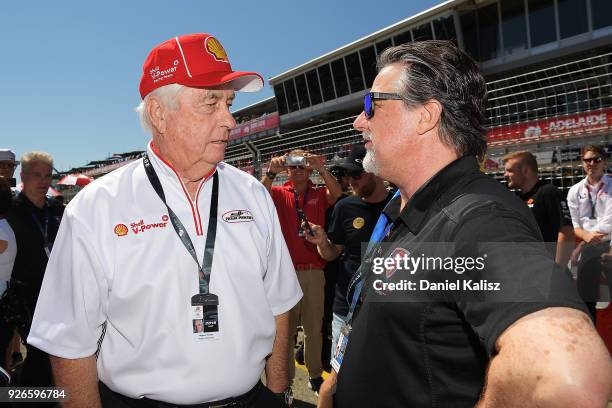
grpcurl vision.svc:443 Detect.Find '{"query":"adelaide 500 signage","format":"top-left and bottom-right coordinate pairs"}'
top-left (488, 108), bottom-right (611, 146)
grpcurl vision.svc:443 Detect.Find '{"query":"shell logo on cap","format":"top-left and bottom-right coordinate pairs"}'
top-left (114, 224), bottom-right (128, 237)
top-left (205, 37), bottom-right (228, 62)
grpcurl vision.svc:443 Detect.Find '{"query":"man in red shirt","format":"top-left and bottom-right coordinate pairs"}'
top-left (261, 150), bottom-right (342, 395)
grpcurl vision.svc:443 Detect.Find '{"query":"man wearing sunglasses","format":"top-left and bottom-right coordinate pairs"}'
top-left (318, 41), bottom-right (610, 408)
top-left (261, 150), bottom-right (342, 396)
top-left (303, 143), bottom-right (392, 362)
top-left (567, 145), bottom-right (612, 322)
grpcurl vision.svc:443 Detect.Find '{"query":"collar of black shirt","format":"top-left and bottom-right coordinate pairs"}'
top-left (385, 156), bottom-right (481, 235)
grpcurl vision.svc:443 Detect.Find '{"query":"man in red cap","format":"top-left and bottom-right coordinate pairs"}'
top-left (28, 34), bottom-right (302, 407)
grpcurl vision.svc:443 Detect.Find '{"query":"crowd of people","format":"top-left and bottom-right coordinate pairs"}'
top-left (0, 35), bottom-right (610, 408)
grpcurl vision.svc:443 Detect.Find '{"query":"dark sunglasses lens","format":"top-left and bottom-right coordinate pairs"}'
top-left (584, 157), bottom-right (603, 164)
top-left (348, 172), bottom-right (363, 179)
top-left (364, 94), bottom-right (373, 119)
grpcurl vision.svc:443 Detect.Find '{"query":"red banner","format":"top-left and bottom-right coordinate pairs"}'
top-left (230, 113), bottom-right (279, 141)
top-left (487, 108), bottom-right (611, 146)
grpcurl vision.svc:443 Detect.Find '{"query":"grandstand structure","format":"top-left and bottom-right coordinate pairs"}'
top-left (223, 0), bottom-right (612, 193)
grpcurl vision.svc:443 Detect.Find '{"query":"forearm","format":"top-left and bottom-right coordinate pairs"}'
top-left (317, 238), bottom-right (341, 261)
top-left (320, 168), bottom-right (342, 202)
top-left (573, 227), bottom-right (588, 242)
top-left (50, 355), bottom-right (101, 408)
top-left (555, 227), bottom-right (575, 267)
top-left (265, 312), bottom-right (290, 393)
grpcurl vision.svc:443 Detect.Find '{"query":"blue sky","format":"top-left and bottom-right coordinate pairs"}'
top-left (0, 0), bottom-right (440, 172)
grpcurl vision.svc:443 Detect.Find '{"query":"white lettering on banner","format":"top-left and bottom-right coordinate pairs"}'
top-left (548, 114), bottom-right (607, 133)
top-left (149, 65), bottom-right (178, 83)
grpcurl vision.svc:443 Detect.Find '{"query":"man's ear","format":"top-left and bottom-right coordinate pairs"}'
top-left (416, 100), bottom-right (442, 135)
top-left (146, 97), bottom-right (166, 134)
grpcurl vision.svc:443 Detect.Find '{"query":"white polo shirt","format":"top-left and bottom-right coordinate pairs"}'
top-left (567, 174), bottom-right (612, 239)
top-left (28, 143), bottom-right (302, 404)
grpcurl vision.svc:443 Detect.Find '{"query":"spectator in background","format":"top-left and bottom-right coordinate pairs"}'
top-left (0, 177), bottom-right (16, 371)
top-left (6, 151), bottom-right (63, 388)
top-left (304, 143), bottom-right (393, 359)
top-left (0, 149), bottom-right (19, 195)
top-left (503, 151), bottom-right (575, 267)
top-left (567, 145), bottom-right (612, 322)
top-left (261, 150), bottom-right (342, 395)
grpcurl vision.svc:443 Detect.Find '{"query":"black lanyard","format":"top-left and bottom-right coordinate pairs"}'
top-left (143, 154), bottom-right (219, 295)
top-left (293, 187), bottom-right (309, 225)
top-left (31, 208), bottom-right (51, 257)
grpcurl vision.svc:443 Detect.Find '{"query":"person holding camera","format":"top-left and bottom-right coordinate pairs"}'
top-left (0, 177), bottom-right (17, 373)
top-left (261, 150), bottom-right (342, 395)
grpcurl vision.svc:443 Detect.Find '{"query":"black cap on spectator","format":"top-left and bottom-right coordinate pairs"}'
top-left (336, 144), bottom-right (366, 172)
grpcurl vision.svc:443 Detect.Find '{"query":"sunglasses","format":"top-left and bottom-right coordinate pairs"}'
top-left (583, 157), bottom-right (603, 164)
top-left (287, 165), bottom-right (307, 170)
top-left (364, 92), bottom-right (407, 119)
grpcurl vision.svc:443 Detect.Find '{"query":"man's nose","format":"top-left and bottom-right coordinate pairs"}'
top-left (353, 111), bottom-right (368, 131)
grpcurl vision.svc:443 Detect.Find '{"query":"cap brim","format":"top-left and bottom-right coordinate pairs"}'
top-left (181, 71), bottom-right (264, 92)
top-left (336, 162), bottom-right (363, 172)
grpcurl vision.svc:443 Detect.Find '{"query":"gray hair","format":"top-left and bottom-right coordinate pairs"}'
top-left (21, 151), bottom-right (53, 173)
top-left (135, 83), bottom-right (184, 134)
top-left (377, 41), bottom-right (488, 159)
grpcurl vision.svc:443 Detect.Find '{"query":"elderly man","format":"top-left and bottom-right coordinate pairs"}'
top-left (6, 151), bottom-right (63, 388)
top-left (503, 151), bottom-right (574, 267)
top-left (261, 150), bottom-right (342, 395)
top-left (28, 33), bottom-right (302, 408)
top-left (567, 145), bottom-right (612, 322)
top-left (319, 41), bottom-right (611, 408)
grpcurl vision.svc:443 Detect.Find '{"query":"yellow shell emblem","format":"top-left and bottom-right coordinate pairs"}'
top-left (114, 224), bottom-right (128, 237)
top-left (352, 217), bottom-right (365, 229)
top-left (205, 37), bottom-right (228, 62)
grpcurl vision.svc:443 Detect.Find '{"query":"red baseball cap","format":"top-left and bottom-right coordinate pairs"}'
top-left (139, 33), bottom-right (264, 99)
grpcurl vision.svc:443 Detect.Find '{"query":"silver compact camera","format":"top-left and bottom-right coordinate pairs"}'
top-left (285, 156), bottom-right (307, 167)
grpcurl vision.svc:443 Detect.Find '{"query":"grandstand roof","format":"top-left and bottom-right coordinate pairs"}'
top-left (269, 0), bottom-right (459, 84)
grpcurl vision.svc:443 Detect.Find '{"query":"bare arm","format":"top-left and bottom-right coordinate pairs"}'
top-left (555, 225), bottom-right (575, 267)
top-left (476, 307), bottom-right (612, 407)
top-left (265, 312), bottom-right (290, 393)
top-left (303, 222), bottom-right (343, 261)
top-left (260, 156), bottom-right (286, 194)
top-left (305, 154), bottom-right (342, 204)
top-left (317, 370), bottom-right (337, 408)
top-left (50, 355), bottom-right (101, 408)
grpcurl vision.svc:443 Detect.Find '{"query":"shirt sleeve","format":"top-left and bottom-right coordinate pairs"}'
top-left (452, 205), bottom-right (587, 356)
top-left (327, 203), bottom-right (346, 245)
top-left (27, 208), bottom-right (108, 359)
top-left (594, 189), bottom-right (612, 234)
top-left (566, 184), bottom-right (582, 230)
top-left (262, 189), bottom-right (302, 316)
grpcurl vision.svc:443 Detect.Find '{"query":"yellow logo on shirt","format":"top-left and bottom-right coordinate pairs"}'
top-left (353, 217), bottom-right (365, 229)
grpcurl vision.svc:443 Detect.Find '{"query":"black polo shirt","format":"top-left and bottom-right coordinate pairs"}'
top-left (335, 156), bottom-right (586, 408)
top-left (327, 192), bottom-right (393, 316)
top-left (519, 180), bottom-right (572, 253)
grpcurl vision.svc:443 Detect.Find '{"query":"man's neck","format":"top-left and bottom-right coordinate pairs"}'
top-left (153, 142), bottom-right (215, 201)
top-left (291, 179), bottom-right (309, 194)
top-left (395, 145), bottom-right (459, 210)
top-left (362, 182), bottom-right (389, 203)
top-left (24, 191), bottom-right (45, 208)
top-left (520, 177), bottom-right (539, 195)
top-left (587, 174), bottom-right (604, 186)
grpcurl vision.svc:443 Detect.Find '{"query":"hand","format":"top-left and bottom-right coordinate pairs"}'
top-left (304, 153), bottom-right (325, 172)
top-left (570, 242), bottom-right (584, 266)
top-left (601, 252), bottom-right (612, 269)
top-left (316, 370), bottom-right (337, 408)
top-left (303, 222), bottom-right (327, 245)
top-left (268, 156), bottom-right (287, 174)
top-left (585, 231), bottom-right (606, 244)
